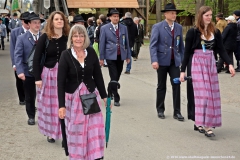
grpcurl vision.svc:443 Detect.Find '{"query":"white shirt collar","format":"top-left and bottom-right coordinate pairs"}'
top-left (111, 22), bottom-right (118, 31)
top-left (28, 30), bottom-right (40, 41)
top-left (22, 26), bottom-right (28, 33)
top-left (71, 47), bottom-right (88, 60)
top-left (169, 22), bottom-right (174, 31)
top-left (166, 20), bottom-right (174, 31)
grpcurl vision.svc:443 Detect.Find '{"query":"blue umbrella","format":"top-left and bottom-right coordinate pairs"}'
top-left (105, 81), bottom-right (120, 148)
top-left (173, 76), bottom-right (192, 84)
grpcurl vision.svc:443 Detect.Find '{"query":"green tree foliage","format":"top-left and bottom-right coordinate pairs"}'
top-left (150, 0), bottom-right (240, 16)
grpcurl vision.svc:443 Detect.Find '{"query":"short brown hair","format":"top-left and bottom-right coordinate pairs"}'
top-left (196, 6), bottom-right (216, 40)
top-left (87, 19), bottom-right (93, 26)
top-left (44, 11), bottom-right (70, 40)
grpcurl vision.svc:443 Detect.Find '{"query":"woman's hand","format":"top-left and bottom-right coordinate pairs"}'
top-left (229, 65), bottom-right (235, 77)
top-left (103, 98), bottom-right (107, 107)
top-left (35, 81), bottom-right (43, 89)
top-left (103, 98), bottom-right (112, 109)
top-left (59, 107), bottom-right (66, 119)
top-left (179, 72), bottom-right (186, 82)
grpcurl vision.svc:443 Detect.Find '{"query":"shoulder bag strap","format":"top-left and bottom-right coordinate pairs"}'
top-left (67, 49), bottom-right (80, 85)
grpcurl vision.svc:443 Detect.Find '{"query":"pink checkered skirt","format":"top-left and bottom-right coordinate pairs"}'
top-left (191, 49), bottom-right (221, 127)
top-left (37, 63), bottom-right (61, 139)
top-left (65, 83), bottom-right (105, 160)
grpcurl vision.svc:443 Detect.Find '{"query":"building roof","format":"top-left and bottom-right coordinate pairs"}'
top-left (66, 0), bottom-right (139, 8)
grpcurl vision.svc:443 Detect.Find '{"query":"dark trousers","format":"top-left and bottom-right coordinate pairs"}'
top-left (1, 36), bottom-right (4, 49)
top-left (7, 28), bottom-right (10, 41)
top-left (234, 41), bottom-right (240, 68)
top-left (156, 61), bottom-right (181, 115)
top-left (217, 50), bottom-right (234, 70)
top-left (106, 55), bottom-right (124, 102)
top-left (23, 76), bottom-right (36, 119)
top-left (14, 71), bottom-right (25, 102)
top-left (134, 42), bottom-right (141, 58)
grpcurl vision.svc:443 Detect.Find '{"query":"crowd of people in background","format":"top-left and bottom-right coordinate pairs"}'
top-left (1, 3), bottom-right (240, 159)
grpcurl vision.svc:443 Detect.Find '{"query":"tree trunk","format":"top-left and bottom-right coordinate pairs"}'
top-left (54, 0), bottom-right (60, 11)
top-left (218, 0), bottom-right (224, 13)
top-left (195, 0), bottom-right (205, 21)
top-left (32, 0), bottom-right (39, 13)
top-left (146, 0), bottom-right (149, 36)
top-left (156, 0), bottom-right (162, 23)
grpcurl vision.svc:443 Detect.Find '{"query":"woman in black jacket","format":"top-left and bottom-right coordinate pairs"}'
top-left (217, 16), bottom-right (237, 73)
top-left (58, 24), bottom-right (109, 160)
top-left (180, 6), bottom-right (235, 138)
top-left (33, 11), bottom-right (70, 143)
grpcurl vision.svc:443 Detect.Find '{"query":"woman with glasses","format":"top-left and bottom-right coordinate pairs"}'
top-left (58, 24), bottom-right (110, 160)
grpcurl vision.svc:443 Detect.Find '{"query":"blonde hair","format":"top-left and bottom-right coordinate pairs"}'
top-left (67, 24), bottom-right (90, 49)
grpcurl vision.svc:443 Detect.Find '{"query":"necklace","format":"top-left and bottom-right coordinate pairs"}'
top-left (73, 47), bottom-right (85, 59)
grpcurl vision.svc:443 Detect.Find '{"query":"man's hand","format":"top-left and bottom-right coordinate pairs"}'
top-left (18, 73), bottom-right (25, 81)
top-left (99, 60), bottom-right (104, 66)
top-left (126, 59), bottom-right (130, 64)
top-left (152, 62), bottom-right (159, 70)
top-left (13, 67), bottom-right (16, 71)
top-left (229, 65), bottom-right (235, 77)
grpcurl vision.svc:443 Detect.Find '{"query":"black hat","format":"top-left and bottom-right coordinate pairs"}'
top-left (20, 12), bottom-right (30, 20)
top-left (71, 14), bottom-right (85, 24)
top-left (216, 13), bottom-right (224, 19)
top-left (161, 3), bottom-right (184, 13)
top-left (233, 10), bottom-right (240, 17)
top-left (13, 13), bottom-right (18, 16)
top-left (26, 12), bottom-right (45, 23)
top-left (107, 9), bottom-right (120, 17)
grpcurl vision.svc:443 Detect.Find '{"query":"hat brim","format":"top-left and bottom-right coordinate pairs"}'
top-left (70, 20), bottom-right (85, 24)
top-left (107, 12), bottom-right (120, 17)
top-left (161, 9), bottom-right (185, 13)
top-left (27, 18), bottom-right (45, 23)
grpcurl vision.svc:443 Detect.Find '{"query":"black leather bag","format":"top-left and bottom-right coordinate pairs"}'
top-left (27, 37), bottom-right (49, 75)
top-left (80, 93), bottom-right (101, 115)
top-left (67, 50), bottom-right (101, 115)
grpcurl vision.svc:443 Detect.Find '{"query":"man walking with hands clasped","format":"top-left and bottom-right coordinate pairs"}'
top-left (14, 12), bottom-right (44, 125)
top-left (99, 9), bottom-right (131, 107)
top-left (150, 3), bottom-right (185, 121)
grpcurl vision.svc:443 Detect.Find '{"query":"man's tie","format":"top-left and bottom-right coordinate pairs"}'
top-left (33, 34), bottom-right (38, 43)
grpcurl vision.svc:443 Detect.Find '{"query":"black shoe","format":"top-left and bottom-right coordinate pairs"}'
top-left (7, 39), bottom-right (9, 42)
top-left (28, 118), bottom-right (35, 125)
top-left (173, 113), bottom-right (184, 121)
top-left (217, 69), bottom-right (221, 73)
top-left (194, 124), bottom-right (205, 133)
top-left (47, 137), bottom-right (55, 143)
top-left (205, 129), bottom-right (215, 137)
top-left (235, 68), bottom-right (240, 72)
top-left (124, 71), bottom-right (130, 74)
top-left (103, 64), bottom-right (108, 67)
top-left (225, 70), bottom-right (230, 74)
top-left (157, 112), bottom-right (165, 119)
top-left (2, 47), bottom-right (4, 50)
top-left (114, 102), bottom-right (120, 107)
top-left (19, 101), bottom-right (26, 105)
